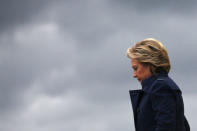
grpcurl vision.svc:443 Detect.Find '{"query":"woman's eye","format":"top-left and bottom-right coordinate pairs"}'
top-left (133, 67), bottom-right (137, 71)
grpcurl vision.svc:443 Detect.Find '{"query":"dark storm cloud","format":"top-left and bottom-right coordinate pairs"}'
top-left (112, 0), bottom-right (197, 13)
top-left (0, 0), bottom-right (53, 32)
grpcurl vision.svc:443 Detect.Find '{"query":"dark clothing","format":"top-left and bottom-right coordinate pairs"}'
top-left (129, 72), bottom-right (190, 131)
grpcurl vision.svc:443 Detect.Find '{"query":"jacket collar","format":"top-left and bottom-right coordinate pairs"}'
top-left (141, 71), bottom-right (168, 92)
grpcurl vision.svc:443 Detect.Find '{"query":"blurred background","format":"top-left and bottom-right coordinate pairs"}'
top-left (0, 0), bottom-right (196, 130)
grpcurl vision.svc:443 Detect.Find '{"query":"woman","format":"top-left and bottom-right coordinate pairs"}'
top-left (127, 38), bottom-right (190, 131)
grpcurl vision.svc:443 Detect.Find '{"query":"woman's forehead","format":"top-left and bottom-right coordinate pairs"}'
top-left (131, 58), bottom-right (139, 65)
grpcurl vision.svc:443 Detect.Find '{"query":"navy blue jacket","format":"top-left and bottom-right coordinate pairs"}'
top-left (129, 72), bottom-right (190, 131)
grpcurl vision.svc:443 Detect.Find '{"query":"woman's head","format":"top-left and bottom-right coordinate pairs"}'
top-left (127, 38), bottom-right (171, 76)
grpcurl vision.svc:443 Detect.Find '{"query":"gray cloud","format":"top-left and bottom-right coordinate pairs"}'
top-left (0, 23), bottom-right (77, 114)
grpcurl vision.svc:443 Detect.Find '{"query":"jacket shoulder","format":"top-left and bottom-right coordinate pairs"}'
top-left (151, 76), bottom-right (181, 94)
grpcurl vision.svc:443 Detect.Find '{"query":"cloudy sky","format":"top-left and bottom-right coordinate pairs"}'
top-left (0, 0), bottom-right (197, 131)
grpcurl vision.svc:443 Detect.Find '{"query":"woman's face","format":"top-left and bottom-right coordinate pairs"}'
top-left (131, 58), bottom-right (152, 83)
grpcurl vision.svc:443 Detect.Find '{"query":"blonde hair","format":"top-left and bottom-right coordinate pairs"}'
top-left (127, 38), bottom-right (171, 74)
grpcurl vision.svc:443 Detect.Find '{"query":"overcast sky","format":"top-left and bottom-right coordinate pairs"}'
top-left (0, 0), bottom-right (197, 131)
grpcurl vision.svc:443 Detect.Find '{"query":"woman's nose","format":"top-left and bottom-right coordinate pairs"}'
top-left (133, 72), bottom-right (137, 78)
